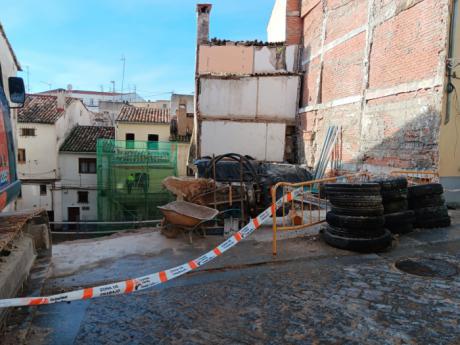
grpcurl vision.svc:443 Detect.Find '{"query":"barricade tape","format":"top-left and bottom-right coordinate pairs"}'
top-left (0, 188), bottom-right (303, 308)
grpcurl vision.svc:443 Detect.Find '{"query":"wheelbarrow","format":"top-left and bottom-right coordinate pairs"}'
top-left (158, 201), bottom-right (220, 243)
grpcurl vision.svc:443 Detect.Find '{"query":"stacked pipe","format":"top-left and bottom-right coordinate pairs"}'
top-left (322, 183), bottom-right (392, 252)
top-left (408, 183), bottom-right (451, 228)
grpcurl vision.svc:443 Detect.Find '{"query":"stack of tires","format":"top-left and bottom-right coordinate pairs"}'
top-left (408, 183), bottom-right (451, 228)
top-left (322, 183), bottom-right (392, 252)
top-left (375, 177), bottom-right (415, 235)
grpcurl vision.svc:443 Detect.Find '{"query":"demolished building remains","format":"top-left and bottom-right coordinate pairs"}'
top-left (193, 0), bottom-right (460, 206)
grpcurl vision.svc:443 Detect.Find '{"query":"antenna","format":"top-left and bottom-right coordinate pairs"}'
top-left (121, 54), bottom-right (126, 101)
top-left (110, 81), bottom-right (115, 102)
top-left (26, 66), bottom-right (30, 93)
top-left (40, 81), bottom-right (52, 90)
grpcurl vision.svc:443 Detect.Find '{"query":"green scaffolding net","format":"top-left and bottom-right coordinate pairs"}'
top-left (97, 139), bottom-right (177, 223)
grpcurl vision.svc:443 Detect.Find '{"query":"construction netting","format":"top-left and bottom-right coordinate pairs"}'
top-left (97, 139), bottom-right (177, 223)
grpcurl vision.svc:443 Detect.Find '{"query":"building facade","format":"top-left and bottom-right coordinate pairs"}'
top-left (264, 0), bottom-right (460, 204)
top-left (194, 4), bottom-right (301, 163)
top-left (40, 87), bottom-right (144, 113)
top-left (15, 94), bottom-right (93, 219)
top-left (55, 125), bottom-right (114, 223)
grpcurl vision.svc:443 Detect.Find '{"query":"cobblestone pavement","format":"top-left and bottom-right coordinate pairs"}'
top-left (4, 211), bottom-right (460, 345)
top-left (27, 248), bottom-right (458, 345)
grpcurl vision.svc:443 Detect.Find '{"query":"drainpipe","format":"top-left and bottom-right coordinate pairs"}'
top-left (445, 0), bottom-right (458, 125)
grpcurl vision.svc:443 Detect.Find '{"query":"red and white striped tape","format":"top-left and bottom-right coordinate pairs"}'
top-left (0, 188), bottom-right (303, 308)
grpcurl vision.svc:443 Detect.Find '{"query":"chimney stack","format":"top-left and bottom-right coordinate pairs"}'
top-left (196, 4), bottom-right (212, 45)
top-left (56, 90), bottom-right (66, 112)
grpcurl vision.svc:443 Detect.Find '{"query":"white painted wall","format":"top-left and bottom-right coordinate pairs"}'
top-left (199, 76), bottom-right (299, 120)
top-left (257, 76), bottom-right (299, 118)
top-left (199, 78), bottom-right (258, 118)
top-left (16, 183), bottom-right (53, 211)
top-left (55, 101), bottom-right (92, 147)
top-left (17, 124), bottom-right (58, 180)
top-left (54, 153), bottom-right (98, 222)
top-left (201, 121), bottom-right (286, 161)
top-left (17, 101), bottom-right (92, 181)
top-left (55, 189), bottom-right (97, 222)
top-left (59, 153), bottom-right (97, 188)
top-left (267, 0), bottom-right (287, 43)
top-left (16, 100), bottom-right (93, 215)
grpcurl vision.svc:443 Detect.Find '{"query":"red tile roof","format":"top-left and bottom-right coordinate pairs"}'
top-left (18, 95), bottom-right (77, 124)
top-left (117, 105), bottom-right (171, 124)
top-left (60, 125), bottom-right (115, 152)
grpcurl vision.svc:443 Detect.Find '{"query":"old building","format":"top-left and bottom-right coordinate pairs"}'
top-left (55, 125), bottom-right (114, 223)
top-left (41, 87), bottom-right (144, 112)
top-left (15, 94), bottom-right (93, 219)
top-left (265, 0), bottom-right (460, 204)
top-left (115, 104), bottom-right (171, 143)
top-left (171, 93), bottom-right (194, 139)
top-left (194, 4), bottom-right (301, 163)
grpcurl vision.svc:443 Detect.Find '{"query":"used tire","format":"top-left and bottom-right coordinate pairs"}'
top-left (408, 183), bottom-right (444, 198)
top-left (415, 217), bottom-right (451, 229)
top-left (331, 205), bottom-right (384, 216)
top-left (321, 227), bottom-right (392, 252)
top-left (384, 210), bottom-right (416, 226)
top-left (326, 212), bottom-right (385, 229)
top-left (387, 223), bottom-right (414, 235)
top-left (374, 177), bottom-right (408, 191)
top-left (325, 183), bottom-right (381, 194)
top-left (383, 200), bottom-right (408, 214)
top-left (324, 224), bottom-right (385, 239)
top-left (414, 205), bottom-right (449, 220)
top-left (328, 197), bottom-right (383, 208)
top-left (381, 188), bottom-right (408, 202)
top-left (409, 194), bottom-right (445, 209)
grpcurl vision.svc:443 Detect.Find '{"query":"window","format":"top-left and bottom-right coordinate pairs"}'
top-left (148, 134), bottom-right (159, 142)
top-left (186, 113), bottom-right (194, 118)
top-left (89, 98), bottom-right (94, 106)
top-left (20, 128), bottom-right (36, 136)
top-left (18, 149), bottom-right (26, 164)
top-left (79, 158), bottom-right (97, 174)
top-left (78, 191), bottom-right (89, 203)
top-left (40, 184), bottom-right (47, 195)
top-left (126, 133), bottom-right (135, 149)
top-left (148, 134), bottom-right (159, 150)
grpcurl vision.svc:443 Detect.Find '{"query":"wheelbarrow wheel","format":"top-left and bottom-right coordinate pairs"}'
top-left (161, 224), bottom-right (181, 239)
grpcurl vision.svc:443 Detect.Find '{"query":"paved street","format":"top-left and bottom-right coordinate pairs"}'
top-left (4, 212), bottom-right (460, 345)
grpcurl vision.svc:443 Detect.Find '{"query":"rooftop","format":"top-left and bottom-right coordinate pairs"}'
top-left (60, 125), bottom-right (115, 153)
top-left (18, 95), bottom-right (78, 124)
top-left (116, 105), bottom-right (171, 124)
top-left (40, 89), bottom-right (130, 96)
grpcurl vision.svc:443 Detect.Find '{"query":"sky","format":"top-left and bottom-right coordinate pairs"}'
top-left (1, 0), bottom-right (274, 100)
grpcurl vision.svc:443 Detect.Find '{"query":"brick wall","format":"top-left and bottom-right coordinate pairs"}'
top-left (298, 0), bottom-right (449, 173)
top-left (286, 0), bottom-right (302, 44)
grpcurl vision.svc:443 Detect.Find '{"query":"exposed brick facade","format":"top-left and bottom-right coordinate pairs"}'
top-left (286, 0), bottom-right (303, 44)
top-left (298, 0), bottom-right (450, 173)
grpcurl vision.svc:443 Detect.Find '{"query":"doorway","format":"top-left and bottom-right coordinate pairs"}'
top-left (68, 207), bottom-right (80, 230)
